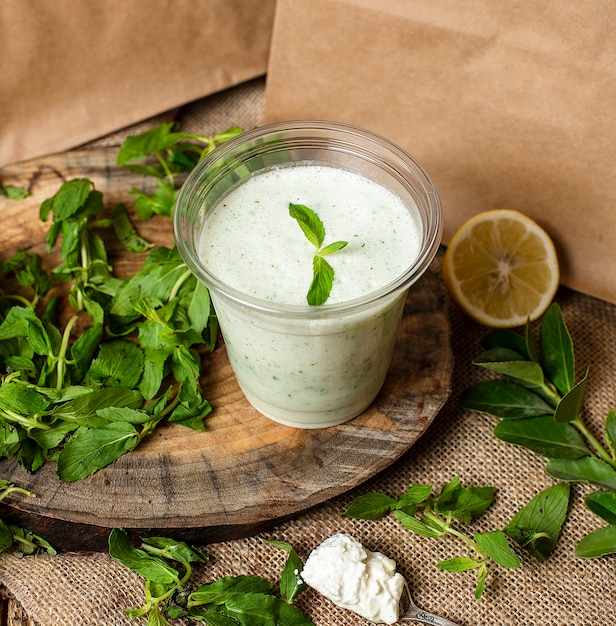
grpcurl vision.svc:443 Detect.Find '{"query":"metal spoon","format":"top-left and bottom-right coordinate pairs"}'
top-left (399, 583), bottom-right (461, 625)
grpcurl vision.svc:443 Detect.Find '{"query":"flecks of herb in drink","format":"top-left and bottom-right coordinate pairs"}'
top-left (289, 203), bottom-right (348, 306)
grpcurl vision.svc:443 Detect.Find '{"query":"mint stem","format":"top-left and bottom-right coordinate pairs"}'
top-left (573, 417), bottom-right (616, 468)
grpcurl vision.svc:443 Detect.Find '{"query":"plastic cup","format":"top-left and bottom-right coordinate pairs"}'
top-left (174, 121), bottom-right (442, 428)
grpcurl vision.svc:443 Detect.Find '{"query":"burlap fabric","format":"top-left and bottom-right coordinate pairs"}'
top-left (1, 79), bottom-right (614, 625)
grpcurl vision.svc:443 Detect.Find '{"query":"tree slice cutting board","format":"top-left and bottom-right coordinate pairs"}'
top-left (0, 146), bottom-right (453, 552)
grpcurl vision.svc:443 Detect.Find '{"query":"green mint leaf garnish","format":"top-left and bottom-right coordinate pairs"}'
top-left (289, 202), bottom-right (325, 248)
top-left (289, 202), bottom-right (348, 306)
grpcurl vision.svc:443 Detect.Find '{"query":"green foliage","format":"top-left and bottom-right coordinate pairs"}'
top-left (116, 122), bottom-right (243, 220)
top-left (288, 203), bottom-right (348, 306)
top-left (342, 478), bottom-right (519, 598)
top-left (0, 122), bottom-right (242, 482)
top-left (109, 529), bottom-right (313, 625)
top-left (0, 481), bottom-right (55, 555)
top-left (462, 303), bottom-right (616, 558)
top-left (505, 484), bottom-right (570, 561)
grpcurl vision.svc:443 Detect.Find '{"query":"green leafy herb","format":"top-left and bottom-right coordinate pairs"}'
top-left (260, 537), bottom-right (308, 604)
top-left (0, 124), bottom-right (241, 481)
top-left (505, 484), bottom-right (570, 561)
top-left (117, 122), bottom-right (243, 219)
top-left (342, 478), bottom-right (519, 598)
top-left (461, 302), bottom-right (616, 558)
top-left (289, 203), bottom-right (348, 306)
top-left (0, 481), bottom-right (56, 555)
top-left (0, 177), bottom-right (29, 200)
top-left (109, 528), bottom-right (313, 625)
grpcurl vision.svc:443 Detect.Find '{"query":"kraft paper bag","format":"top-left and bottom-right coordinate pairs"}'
top-left (0, 0), bottom-right (275, 168)
top-left (264, 0), bottom-right (616, 304)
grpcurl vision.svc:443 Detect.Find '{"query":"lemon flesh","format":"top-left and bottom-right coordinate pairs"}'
top-left (443, 209), bottom-right (559, 328)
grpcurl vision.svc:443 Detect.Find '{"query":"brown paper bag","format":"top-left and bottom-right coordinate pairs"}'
top-left (0, 0), bottom-right (275, 168)
top-left (264, 0), bottom-right (616, 304)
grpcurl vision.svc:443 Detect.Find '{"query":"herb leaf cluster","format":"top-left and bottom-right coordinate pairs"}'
top-left (289, 203), bottom-right (348, 306)
top-left (1, 179), bottom-right (215, 482)
top-left (461, 303), bottom-right (616, 558)
top-left (343, 478), bottom-right (520, 598)
top-left (0, 480), bottom-right (55, 555)
top-left (117, 122), bottom-right (243, 220)
top-left (109, 528), bottom-right (313, 625)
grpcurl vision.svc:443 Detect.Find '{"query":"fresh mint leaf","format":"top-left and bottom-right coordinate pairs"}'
top-left (39, 178), bottom-right (93, 222)
top-left (116, 122), bottom-right (187, 165)
top-left (461, 379), bottom-right (553, 419)
top-left (493, 416), bottom-right (590, 459)
top-left (319, 240), bottom-right (348, 255)
top-left (435, 485), bottom-right (495, 523)
top-left (111, 204), bottom-right (153, 252)
top-left (585, 490), bottom-right (616, 526)
top-left (342, 492), bottom-right (397, 520)
top-left (1, 183), bottom-right (29, 199)
top-left (108, 528), bottom-right (180, 584)
top-left (553, 367), bottom-right (589, 423)
top-left (86, 339), bottom-right (144, 389)
top-left (474, 531), bottom-right (520, 568)
top-left (540, 303), bottom-right (575, 395)
top-left (396, 484), bottom-right (433, 508)
top-left (261, 538), bottom-right (307, 604)
top-left (308, 255), bottom-right (335, 306)
top-left (394, 510), bottom-right (444, 537)
top-left (436, 557), bottom-right (481, 572)
top-left (546, 456), bottom-right (616, 490)
top-left (141, 536), bottom-right (209, 566)
top-left (56, 422), bottom-right (139, 481)
top-left (289, 202), bottom-right (349, 306)
top-left (575, 526), bottom-right (616, 558)
top-left (189, 576), bottom-right (274, 606)
top-left (505, 483), bottom-right (570, 560)
top-left (131, 180), bottom-right (178, 220)
top-left (2, 251), bottom-right (52, 297)
top-left (289, 203), bottom-right (325, 248)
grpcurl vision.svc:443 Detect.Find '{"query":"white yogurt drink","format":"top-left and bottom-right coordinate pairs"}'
top-left (174, 122), bottom-right (442, 428)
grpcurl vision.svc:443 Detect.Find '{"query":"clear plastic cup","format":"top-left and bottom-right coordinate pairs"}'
top-left (174, 121), bottom-right (442, 428)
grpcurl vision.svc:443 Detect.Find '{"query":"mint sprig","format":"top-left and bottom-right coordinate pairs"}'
top-left (342, 478), bottom-right (520, 598)
top-left (461, 303), bottom-right (616, 559)
top-left (289, 203), bottom-right (348, 306)
top-left (108, 528), bottom-right (313, 625)
top-left (0, 481), bottom-right (56, 555)
top-left (117, 122), bottom-right (243, 220)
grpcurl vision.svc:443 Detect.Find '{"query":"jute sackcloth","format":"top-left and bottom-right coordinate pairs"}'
top-left (0, 78), bottom-right (614, 626)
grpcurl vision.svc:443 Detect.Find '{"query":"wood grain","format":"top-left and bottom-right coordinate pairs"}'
top-left (0, 147), bottom-right (453, 551)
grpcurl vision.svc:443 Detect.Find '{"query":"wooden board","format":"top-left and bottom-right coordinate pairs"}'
top-left (0, 147), bottom-right (453, 551)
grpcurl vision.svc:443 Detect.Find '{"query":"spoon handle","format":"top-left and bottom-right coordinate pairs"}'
top-left (400, 606), bottom-right (461, 625)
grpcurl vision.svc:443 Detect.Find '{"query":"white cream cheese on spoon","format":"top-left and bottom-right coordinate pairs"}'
top-left (301, 533), bottom-right (406, 624)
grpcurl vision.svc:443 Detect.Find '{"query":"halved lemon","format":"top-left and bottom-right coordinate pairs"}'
top-left (443, 209), bottom-right (559, 328)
